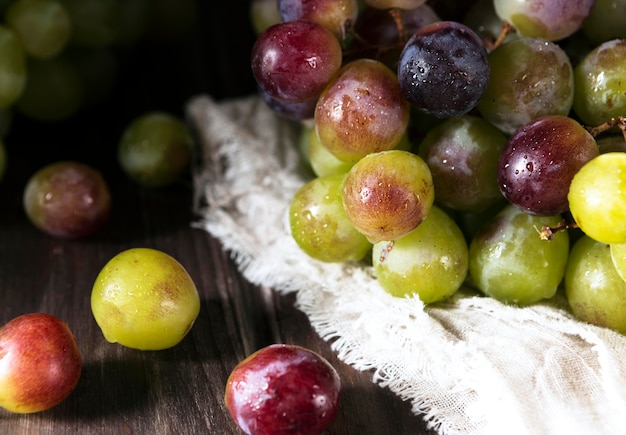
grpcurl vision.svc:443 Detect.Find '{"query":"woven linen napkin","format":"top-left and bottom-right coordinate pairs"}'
top-left (187, 94), bottom-right (626, 435)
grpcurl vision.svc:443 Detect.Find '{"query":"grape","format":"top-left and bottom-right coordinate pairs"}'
top-left (315, 58), bottom-right (410, 162)
top-left (581, 0), bottom-right (626, 46)
top-left (568, 152), bottom-right (626, 244)
top-left (305, 126), bottom-right (354, 177)
top-left (372, 205), bottom-right (468, 303)
top-left (5, 0), bottom-right (71, 59)
top-left (91, 247), bottom-right (200, 350)
top-left (0, 25), bottom-right (27, 109)
top-left (493, 0), bottom-right (595, 41)
top-left (609, 242), bottom-right (626, 282)
top-left (418, 114), bottom-right (507, 213)
top-left (565, 235), bottom-right (626, 334)
top-left (350, 3), bottom-right (440, 67)
top-left (251, 19), bottom-right (343, 104)
top-left (468, 204), bottom-right (570, 306)
top-left (23, 161), bottom-right (112, 239)
top-left (118, 112), bottom-right (194, 187)
top-left (17, 56), bottom-right (84, 122)
top-left (363, 0), bottom-right (426, 10)
top-left (258, 87), bottom-right (316, 121)
top-left (572, 39), bottom-right (626, 127)
top-left (497, 115), bottom-right (599, 216)
top-left (250, 0), bottom-right (282, 35)
top-left (476, 37), bottom-right (574, 135)
top-left (224, 344), bottom-right (341, 435)
top-left (289, 174), bottom-right (372, 263)
top-left (59, 0), bottom-right (119, 47)
top-left (278, 0), bottom-right (359, 40)
top-left (397, 21), bottom-right (490, 119)
top-left (342, 149), bottom-right (434, 243)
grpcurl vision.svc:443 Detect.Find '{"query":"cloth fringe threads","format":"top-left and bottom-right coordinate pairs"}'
top-left (187, 94), bottom-right (626, 435)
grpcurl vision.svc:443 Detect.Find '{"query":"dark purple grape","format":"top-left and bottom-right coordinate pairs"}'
top-left (497, 115), bottom-right (599, 216)
top-left (251, 19), bottom-right (342, 103)
top-left (397, 21), bottom-right (489, 118)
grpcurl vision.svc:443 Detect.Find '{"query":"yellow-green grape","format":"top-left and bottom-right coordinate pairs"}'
top-left (609, 243), bottom-right (626, 282)
top-left (573, 39), bottom-right (626, 127)
top-left (5, 0), bottom-right (71, 59)
top-left (17, 57), bottom-right (84, 121)
top-left (568, 153), bottom-right (626, 244)
top-left (565, 236), bottom-right (626, 334)
top-left (118, 112), bottom-right (194, 187)
top-left (0, 25), bottom-right (27, 109)
top-left (373, 205), bottom-right (468, 304)
top-left (306, 126), bottom-right (354, 178)
top-left (469, 204), bottom-right (569, 306)
top-left (289, 174), bottom-right (371, 263)
top-left (250, 0), bottom-right (282, 35)
top-left (91, 247), bottom-right (201, 350)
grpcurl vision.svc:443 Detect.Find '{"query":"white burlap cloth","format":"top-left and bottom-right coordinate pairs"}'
top-left (187, 94), bottom-right (626, 435)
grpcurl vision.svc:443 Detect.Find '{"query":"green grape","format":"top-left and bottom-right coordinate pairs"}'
top-left (5, 0), bottom-right (71, 59)
top-left (469, 204), bottom-right (569, 306)
top-left (59, 0), bottom-right (119, 47)
top-left (306, 125), bottom-right (354, 178)
top-left (16, 56), bottom-right (84, 122)
top-left (581, 0), bottom-right (626, 46)
top-left (477, 37), bottom-right (574, 135)
top-left (568, 153), bottom-right (626, 244)
top-left (342, 150), bottom-right (435, 243)
top-left (573, 39), bottom-right (626, 127)
top-left (118, 112), bottom-right (194, 187)
top-left (372, 205), bottom-right (468, 304)
top-left (418, 114), bottom-right (507, 213)
top-left (289, 174), bottom-right (371, 263)
top-left (565, 236), bottom-right (626, 334)
top-left (0, 25), bottom-right (27, 109)
top-left (250, 0), bottom-right (282, 35)
top-left (609, 243), bottom-right (626, 282)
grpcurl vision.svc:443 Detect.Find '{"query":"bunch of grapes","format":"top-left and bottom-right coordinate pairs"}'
top-left (249, 0), bottom-right (626, 333)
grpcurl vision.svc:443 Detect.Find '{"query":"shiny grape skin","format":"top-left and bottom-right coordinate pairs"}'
top-left (573, 39), bottom-right (626, 127)
top-left (493, 0), bottom-right (595, 42)
top-left (497, 115), bottom-right (598, 216)
top-left (397, 21), bottom-right (490, 119)
top-left (315, 58), bottom-right (410, 163)
top-left (476, 37), bottom-right (574, 135)
top-left (278, 0), bottom-right (359, 39)
top-left (251, 19), bottom-right (342, 103)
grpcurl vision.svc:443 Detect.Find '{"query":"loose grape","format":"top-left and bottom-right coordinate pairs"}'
top-left (23, 161), bottom-right (112, 239)
top-left (477, 37), bottom-right (574, 135)
top-left (572, 39), bottom-right (626, 127)
top-left (397, 21), bottom-right (490, 118)
top-left (5, 0), bottom-right (71, 59)
top-left (565, 236), bottom-right (626, 334)
top-left (418, 114), bottom-right (507, 213)
top-left (118, 112), bottom-right (194, 187)
top-left (251, 19), bottom-right (342, 103)
top-left (497, 115), bottom-right (599, 216)
top-left (568, 153), bottom-right (626, 244)
top-left (91, 247), bottom-right (201, 351)
top-left (315, 58), bottom-right (410, 163)
top-left (289, 174), bottom-right (371, 263)
top-left (373, 205), bottom-right (468, 304)
top-left (17, 56), bottom-right (84, 122)
top-left (342, 150), bottom-right (434, 243)
top-left (469, 204), bottom-right (569, 305)
top-left (0, 25), bottom-right (27, 109)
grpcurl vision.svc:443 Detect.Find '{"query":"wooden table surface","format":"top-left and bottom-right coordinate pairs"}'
top-left (0, 1), bottom-right (441, 433)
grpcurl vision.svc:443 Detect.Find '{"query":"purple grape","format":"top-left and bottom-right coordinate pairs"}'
top-left (397, 21), bottom-right (489, 118)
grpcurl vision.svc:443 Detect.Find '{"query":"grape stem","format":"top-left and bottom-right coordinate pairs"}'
top-left (536, 219), bottom-right (578, 241)
top-left (585, 116), bottom-right (626, 141)
top-left (378, 241), bottom-right (395, 263)
top-left (483, 22), bottom-right (516, 51)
